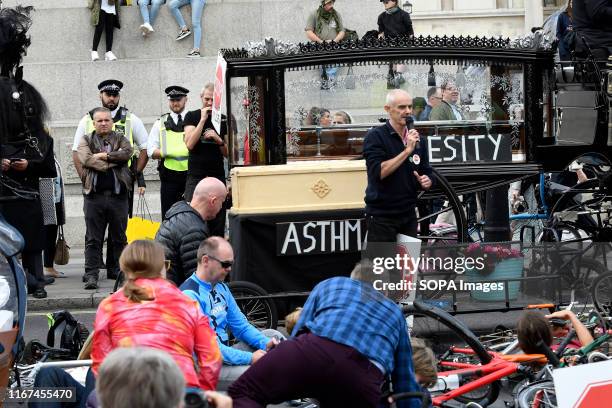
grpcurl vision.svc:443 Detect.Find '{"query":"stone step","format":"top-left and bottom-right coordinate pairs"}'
top-left (5, 0), bottom-right (527, 64)
top-left (6, 0), bottom-right (382, 63)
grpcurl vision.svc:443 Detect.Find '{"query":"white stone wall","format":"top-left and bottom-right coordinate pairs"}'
top-left (1, 0), bottom-right (541, 241)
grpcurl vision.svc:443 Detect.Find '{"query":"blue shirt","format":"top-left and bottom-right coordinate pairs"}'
top-left (180, 274), bottom-right (269, 365)
top-left (292, 277), bottom-right (422, 408)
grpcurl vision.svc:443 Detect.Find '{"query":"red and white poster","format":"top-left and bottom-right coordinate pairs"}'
top-left (553, 359), bottom-right (612, 408)
top-left (212, 52), bottom-right (227, 134)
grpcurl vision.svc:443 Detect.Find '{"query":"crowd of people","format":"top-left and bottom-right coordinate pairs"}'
top-left (89, 0), bottom-right (205, 60)
top-left (65, 78), bottom-right (229, 292)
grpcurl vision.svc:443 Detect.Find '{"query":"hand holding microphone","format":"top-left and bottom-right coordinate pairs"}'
top-left (402, 116), bottom-right (420, 154)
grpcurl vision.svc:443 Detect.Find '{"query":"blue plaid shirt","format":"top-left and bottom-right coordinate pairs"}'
top-left (292, 277), bottom-right (422, 408)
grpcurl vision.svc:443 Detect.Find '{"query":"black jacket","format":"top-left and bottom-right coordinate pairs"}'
top-left (155, 201), bottom-right (209, 286)
top-left (572, 0), bottom-right (612, 50)
top-left (364, 121), bottom-right (434, 216)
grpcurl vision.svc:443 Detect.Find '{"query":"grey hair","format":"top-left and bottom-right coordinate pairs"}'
top-left (350, 259), bottom-right (375, 283)
top-left (385, 89), bottom-right (411, 106)
top-left (96, 347), bottom-right (185, 408)
top-left (201, 82), bottom-right (214, 96)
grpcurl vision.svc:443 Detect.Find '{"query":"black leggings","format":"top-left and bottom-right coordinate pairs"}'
top-left (92, 9), bottom-right (116, 52)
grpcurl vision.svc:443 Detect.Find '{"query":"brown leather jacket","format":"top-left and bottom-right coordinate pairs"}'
top-left (77, 131), bottom-right (133, 195)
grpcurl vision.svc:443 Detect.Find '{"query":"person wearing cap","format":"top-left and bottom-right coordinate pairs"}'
top-left (305, 0), bottom-right (345, 86)
top-left (72, 79), bottom-right (149, 278)
top-left (183, 83), bottom-right (228, 237)
top-left (147, 85), bottom-right (191, 219)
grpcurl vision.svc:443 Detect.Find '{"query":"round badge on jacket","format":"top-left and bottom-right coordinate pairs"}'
top-left (413, 154), bottom-right (421, 165)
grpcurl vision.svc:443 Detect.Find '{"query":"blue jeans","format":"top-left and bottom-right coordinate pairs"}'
top-left (168, 0), bottom-right (206, 49)
top-left (30, 366), bottom-right (96, 408)
top-left (139, 0), bottom-right (164, 25)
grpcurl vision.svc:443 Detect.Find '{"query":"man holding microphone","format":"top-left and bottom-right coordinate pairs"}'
top-left (363, 89), bottom-right (434, 243)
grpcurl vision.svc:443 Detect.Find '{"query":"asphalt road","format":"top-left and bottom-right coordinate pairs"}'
top-left (21, 308), bottom-right (518, 407)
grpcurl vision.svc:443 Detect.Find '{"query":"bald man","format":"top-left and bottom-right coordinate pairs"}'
top-left (155, 177), bottom-right (227, 286)
top-left (364, 89), bottom-right (433, 243)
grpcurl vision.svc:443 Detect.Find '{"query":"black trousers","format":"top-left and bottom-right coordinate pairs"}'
top-left (43, 224), bottom-right (58, 268)
top-left (83, 192), bottom-right (128, 279)
top-left (23, 250), bottom-right (45, 291)
top-left (160, 178), bottom-right (186, 220)
top-left (92, 9), bottom-right (116, 52)
top-left (366, 210), bottom-right (418, 244)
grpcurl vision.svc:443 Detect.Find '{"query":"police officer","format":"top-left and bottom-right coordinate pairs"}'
top-left (71, 79), bottom-right (149, 278)
top-left (147, 85), bottom-right (190, 219)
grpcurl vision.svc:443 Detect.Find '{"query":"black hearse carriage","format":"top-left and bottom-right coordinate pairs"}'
top-left (221, 34), bottom-right (612, 327)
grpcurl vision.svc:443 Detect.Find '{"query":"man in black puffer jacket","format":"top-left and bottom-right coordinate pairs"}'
top-left (155, 177), bottom-right (227, 286)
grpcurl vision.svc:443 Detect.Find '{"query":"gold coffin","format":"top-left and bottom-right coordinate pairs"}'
top-left (230, 160), bottom-right (367, 215)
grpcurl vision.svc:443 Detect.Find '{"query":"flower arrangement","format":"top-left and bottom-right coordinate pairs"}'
top-left (465, 242), bottom-right (524, 276)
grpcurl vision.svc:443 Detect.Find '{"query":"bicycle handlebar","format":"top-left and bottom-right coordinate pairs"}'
top-left (555, 329), bottom-right (577, 358)
top-left (387, 392), bottom-right (429, 408)
top-left (536, 339), bottom-right (561, 368)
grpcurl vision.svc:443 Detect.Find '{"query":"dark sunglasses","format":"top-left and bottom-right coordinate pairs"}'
top-left (205, 253), bottom-right (233, 269)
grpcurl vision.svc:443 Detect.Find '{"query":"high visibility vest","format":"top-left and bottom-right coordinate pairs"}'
top-left (158, 114), bottom-right (189, 172)
top-left (86, 108), bottom-right (135, 166)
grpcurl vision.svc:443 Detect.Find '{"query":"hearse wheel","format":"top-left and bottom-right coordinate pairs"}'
top-left (228, 281), bottom-right (279, 330)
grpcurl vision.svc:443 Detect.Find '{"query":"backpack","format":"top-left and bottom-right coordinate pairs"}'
top-left (344, 29), bottom-right (359, 42)
top-left (46, 310), bottom-right (90, 359)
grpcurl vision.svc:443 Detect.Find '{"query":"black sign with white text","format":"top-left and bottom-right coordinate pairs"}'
top-left (427, 133), bottom-right (513, 163)
top-left (277, 218), bottom-right (366, 256)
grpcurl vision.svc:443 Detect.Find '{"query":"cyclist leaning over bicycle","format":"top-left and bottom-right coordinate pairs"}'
top-left (228, 260), bottom-right (426, 408)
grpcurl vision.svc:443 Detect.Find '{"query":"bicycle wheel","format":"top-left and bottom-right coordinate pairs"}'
top-left (515, 381), bottom-right (557, 408)
top-left (403, 301), bottom-right (500, 407)
top-left (228, 281), bottom-right (278, 330)
top-left (592, 272), bottom-right (612, 320)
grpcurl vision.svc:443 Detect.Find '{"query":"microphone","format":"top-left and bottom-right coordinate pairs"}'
top-left (404, 116), bottom-right (418, 149)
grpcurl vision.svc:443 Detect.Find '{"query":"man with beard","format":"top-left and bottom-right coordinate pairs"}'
top-left (183, 83), bottom-right (227, 237)
top-left (71, 79), bottom-right (149, 279)
top-left (147, 85), bottom-right (190, 219)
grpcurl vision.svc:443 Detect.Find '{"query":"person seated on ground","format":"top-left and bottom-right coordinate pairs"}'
top-left (92, 240), bottom-right (222, 391)
top-left (227, 260), bottom-right (423, 408)
top-left (180, 237), bottom-right (285, 390)
top-left (517, 310), bottom-right (594, 355)
top-left (155, 177), bottom-right (227, 286)
top-left (410, 338), bottom-right (438, 388)
top-left (285, 307), bottom-right (303, 335)
top-left (94, 347), bottom-right (232, 408)
top-left (333, 110), bottom-right (352, 125)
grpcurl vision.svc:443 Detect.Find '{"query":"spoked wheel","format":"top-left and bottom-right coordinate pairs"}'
top-left (417, 168), bottom-right (468, 244)
top-left (548, 179), bottom-right (612, 247)
top-left (515, 381), bottom-right (557, 408)
top-left (416, 168), bottom-right (468, 300)
top-left (403, 301), bottom-right (500, 407)
top-left (591, 272), bottom-right (612, 322)
top-left (228, 281), bottom-right (278, 330)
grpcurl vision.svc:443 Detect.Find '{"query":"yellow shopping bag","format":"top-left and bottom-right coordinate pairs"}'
top-left (126, 196), bottom-right (160, 243)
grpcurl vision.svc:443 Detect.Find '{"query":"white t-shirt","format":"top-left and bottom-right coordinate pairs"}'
top-left (100, 0), bottom-right (117, 15)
